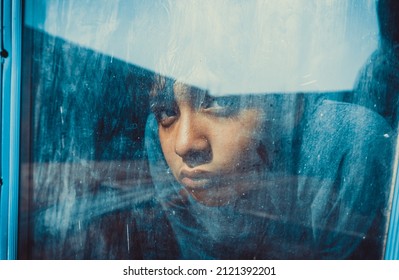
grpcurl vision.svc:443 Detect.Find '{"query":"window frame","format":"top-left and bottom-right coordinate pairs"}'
top-left (385, 145), bottom-right (399, 259)
top-left (0, 0), bottom-right (398, 260)
top-left (0, 0), bottom-right (21, 260)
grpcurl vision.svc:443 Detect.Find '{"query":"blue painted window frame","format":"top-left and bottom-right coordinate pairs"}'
top-left (0, 0), bottom-right (21, 260)
top-left (0, 0), bottom-right (397, 260)
top-left (385, 145), bottom-right (399, 259)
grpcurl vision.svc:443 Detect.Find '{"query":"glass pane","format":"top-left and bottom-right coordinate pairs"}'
top-left (19, 0), bottom-right (399, 259)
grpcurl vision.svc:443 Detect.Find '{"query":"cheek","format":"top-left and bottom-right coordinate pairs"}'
top-left (210, 115), bottom-right (263, 170)
top-left (213, 131), bottom-right (258, 167)
top-left (159, 129), bottom-right (181, 171)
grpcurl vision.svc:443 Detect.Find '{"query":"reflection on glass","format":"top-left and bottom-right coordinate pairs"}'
top-left (19, 0), bottom-right (398, 259)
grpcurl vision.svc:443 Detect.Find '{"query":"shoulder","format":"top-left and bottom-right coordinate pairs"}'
top-left (306, 100), bottom-right (393, 137)
top-left (301, 100), bottom-right (395, 161)
top-left (299, 99), bottom-right (395, 180)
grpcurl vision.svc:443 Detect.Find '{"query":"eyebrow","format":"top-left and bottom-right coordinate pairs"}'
top-left (173, 82), bottom-right (208, 104)
top-left (150, 77), bottom-right (263, 112)
top-left (149, 77), bottom-right (175, 110)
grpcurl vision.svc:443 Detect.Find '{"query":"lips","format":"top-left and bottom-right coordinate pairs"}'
top-left (178, 169), bottom-right (214, 190)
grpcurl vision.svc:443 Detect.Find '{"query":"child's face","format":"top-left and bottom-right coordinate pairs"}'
top-left (153, 82), bottom-right (265, 206)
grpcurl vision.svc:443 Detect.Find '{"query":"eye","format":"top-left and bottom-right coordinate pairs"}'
top-left (201, 96), bottom-right (240, 117)
top-left (153, 106), bottom-right (178, 127)
top-left (203, 98), bottom-right (224, 110)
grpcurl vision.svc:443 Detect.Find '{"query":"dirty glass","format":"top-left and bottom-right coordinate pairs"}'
top-left (19, 0), bottom-right (398, 259)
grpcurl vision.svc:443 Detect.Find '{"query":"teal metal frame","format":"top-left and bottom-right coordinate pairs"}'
top-left (0, 0), bottom-right (397, 260)
top-left (385, 139), bottom-right (399, 259)
top-left (0, 0), bottom-right (21, 260)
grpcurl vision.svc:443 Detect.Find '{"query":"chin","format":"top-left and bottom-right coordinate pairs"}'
top-left (187, 186), bottom-right (238, 207)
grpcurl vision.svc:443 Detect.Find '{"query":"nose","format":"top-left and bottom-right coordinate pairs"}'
top-left (174, 110), bottom-right (212, 167)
